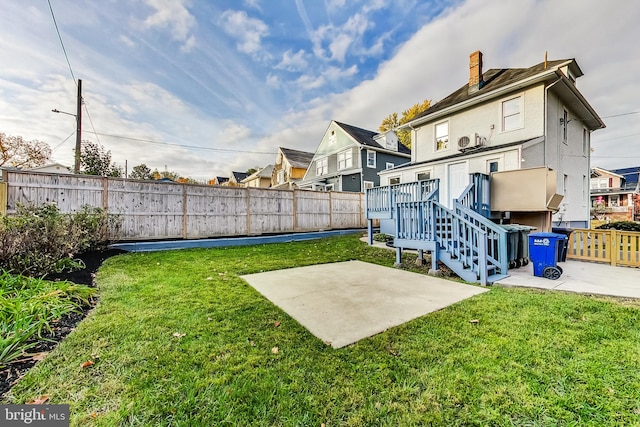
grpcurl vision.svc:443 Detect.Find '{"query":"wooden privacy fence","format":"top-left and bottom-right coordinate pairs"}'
top-left (567, 228), bottom-right (640, 267)
top-left (0, 181), bottom-right (7, 215)
top-left (2, 170), bottom-right (366, 240)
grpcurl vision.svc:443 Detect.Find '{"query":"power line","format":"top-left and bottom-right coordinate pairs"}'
top-left (51, 130), bottom-right (75, 152)
top-left (84, 130), bottom-right (277, 155)
top-left (47, 0), bottom-right (76, 84)
top-left (600, 111), bottom-right (640, 119)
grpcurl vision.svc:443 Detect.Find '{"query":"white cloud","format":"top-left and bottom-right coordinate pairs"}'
top-left (244, 0), bottom-right (262, 11)
top-left (219, 10), bottom-right (269, 59)
top-left (296, 74), bottom-right (325, 90)
top-left (323, 65), bottom-right (358, 81)
top-left (119, 35), bottom-right (135, 48)
top-left (142, 0), bottom-right (196, 42)
top-left (180, 35), bottom-right (196, 53)
top-left (276, 49), bottom-right (308, 72)
top-left (329, 34), bottom-right (353, 62)
top-left (266, 73), bottom-right (280, 88)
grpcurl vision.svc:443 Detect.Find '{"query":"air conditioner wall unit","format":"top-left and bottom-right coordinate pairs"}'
top-left (457, 133), bottom-right (479, 151)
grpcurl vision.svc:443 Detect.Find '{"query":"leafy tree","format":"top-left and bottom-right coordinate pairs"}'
top-left (129, 163), bottom-right (153, 180)
top-left (246, 167), bottom-right (259, 175)
top-left (152, 169), bottom-right (180, 181)
top-left (378, 99), bottom-right (431, 148)
top-left (78, 140), bottom-right (122, 177)
top-left (0, 132), bottom-right (52, 168)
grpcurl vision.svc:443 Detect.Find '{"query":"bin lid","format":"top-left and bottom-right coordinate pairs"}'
top-left (529, 232), bottom-right (567, 239)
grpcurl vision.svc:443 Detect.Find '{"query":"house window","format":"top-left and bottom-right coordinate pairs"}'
top-left (277, 169), bottom-right (285, 184)
top-left (325, 183), bottom-right (335, 192)
top-left (435, 122), bottom-right (449, 151)
top-left (366, 150), bottom-right (376, 168)
top-left (316, 157), bottom-right (328, 176)
top-left (563, 174), bottom-right (568, 195)
top-left (488, 161), bottom-right (499, 173)
top-left (582, 128), bottom-right (588, 156)
top-left (389, 177), bottom-right (401, 185)
top-left (417, 171), bottom-right (430, 181)
top-left (610, 194), bottom-right (619, 207)
top-left (562, 109), bottom-right (568, 142)
top-left (385, 162), bottom-right (394, 170)
top-left (363, 181), bottom-right (374, 190)
top-left (337, 149), bottom-right (353, 170)
top-left (502, 96), bottom-right (522, 131)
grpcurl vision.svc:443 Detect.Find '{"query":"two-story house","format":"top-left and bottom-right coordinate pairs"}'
top-left (380, 51), bottom-right (605, 229)
top-left (298, 121), bottom-right (411, 192)
top-left (242, 165), bottom-right (274, 188)
top-left (271, 147), bottom-right (314, 189)
top-left (590, 166), bottom-right (640, 221)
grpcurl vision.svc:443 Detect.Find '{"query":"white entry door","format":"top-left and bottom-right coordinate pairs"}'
top-left (447, 162), bottom-right (469, 208)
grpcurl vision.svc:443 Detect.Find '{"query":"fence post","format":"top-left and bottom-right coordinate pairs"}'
top-left (332, 191), bottom-right (336, 229)
top-left (102, 177), bottom-right (109, 211)
top-left (610, 229), bottom-right (617, 266)
top-left (182, 184), bottom-right (188, 239)
top-left (0, 181), bottom-right (7, 216)
top-left (246, 187), bottom-right (252, 235)
top-left (293, 189), bottom-right (299, 231)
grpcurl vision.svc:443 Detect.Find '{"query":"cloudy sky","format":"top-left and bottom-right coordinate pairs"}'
top-left (1, 0), bottom-right (639, 181)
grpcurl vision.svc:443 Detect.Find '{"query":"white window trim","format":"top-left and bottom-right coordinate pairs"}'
top-left (337, 149), bottom-right (353, 170)
top-left (363, 180), bottom-right (374, 190)
top-left (501, 94), bottom-right (524, 132)
top-left (366, 150), bottom-right (376, 168)
top-left (316, 157), bottom-right (328, 176)
top-left (388, 176), bottom-right (401, 185)
top-left (435, 121), bottom-right (449, 152)
top-left (385, 162), bottom-right (394, 170)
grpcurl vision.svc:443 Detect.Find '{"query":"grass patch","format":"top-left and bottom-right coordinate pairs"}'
top-left (0, 271), bottom-right (96, 366)
top-left (4, 235), bottom-right (640, 426)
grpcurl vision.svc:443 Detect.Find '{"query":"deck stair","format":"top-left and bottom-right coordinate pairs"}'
top-left (366, 174), bottom-right (508, 285)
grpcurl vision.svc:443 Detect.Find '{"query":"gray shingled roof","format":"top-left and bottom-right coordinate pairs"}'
top-left (279, 147), bottom-right (314, 169)
top-left (334, 121), bottom-right (411, 155)
top-left (412, 59), bottom-right (572, 121)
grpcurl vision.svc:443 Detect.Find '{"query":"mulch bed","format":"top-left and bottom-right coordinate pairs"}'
top-left (0, 249), bottom-right (126, 399)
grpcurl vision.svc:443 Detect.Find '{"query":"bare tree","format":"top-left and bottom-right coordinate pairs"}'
top-left (0, 132), bottom-right (52, 168)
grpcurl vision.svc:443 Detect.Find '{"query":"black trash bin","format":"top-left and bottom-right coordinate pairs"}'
top-left (552, 227), bottom-right (573, 262)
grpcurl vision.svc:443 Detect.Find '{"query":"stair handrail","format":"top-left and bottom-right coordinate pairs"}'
top-left (454, 201), bottom-right (509, 277)
top-left (366, 179), bottom-right (439, 218)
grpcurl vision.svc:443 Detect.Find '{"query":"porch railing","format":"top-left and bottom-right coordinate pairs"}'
top-left (366, 179), bottom-right (439, 219)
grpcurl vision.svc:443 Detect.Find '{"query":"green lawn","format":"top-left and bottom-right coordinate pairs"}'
top-left (5, 235), bottom-right (640, 426)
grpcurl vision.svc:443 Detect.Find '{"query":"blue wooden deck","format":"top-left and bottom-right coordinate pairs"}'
top-left (366, 175), bottom-right (509, 285)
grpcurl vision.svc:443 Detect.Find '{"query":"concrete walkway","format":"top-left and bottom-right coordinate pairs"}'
top-left (495, 260), bottom-right (640, 299)
top-left (242, 261), bottom-right (488, 348)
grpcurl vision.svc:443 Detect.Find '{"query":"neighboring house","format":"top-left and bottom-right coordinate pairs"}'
top-left (242, 165), bottom-right (274, 188)
top-left (210, 176), bottom-right (229, 186)
top-left (27, 163), bottom-right (73, 174)
top-left (380, 50), bottom-right (605, 229)
top-left (590, 166), bottom-right (640, 221)
top-left (298, 121), bottom-right (411, 192)
top-left (271, 147), bottom-right (314, 189)
top-left (225, 171), bottom-right (249, 187)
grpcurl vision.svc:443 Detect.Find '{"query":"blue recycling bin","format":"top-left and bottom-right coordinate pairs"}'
top-left (528, 232), bottom-right (568, 280)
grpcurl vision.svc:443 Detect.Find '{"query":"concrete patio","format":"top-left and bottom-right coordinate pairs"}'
top-left (242, 260), bottom-right (488, 348)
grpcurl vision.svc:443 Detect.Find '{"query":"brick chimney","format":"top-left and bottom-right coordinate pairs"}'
top-left (468, 50), bottom-right (483, 93)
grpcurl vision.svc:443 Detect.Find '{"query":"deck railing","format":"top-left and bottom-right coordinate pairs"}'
top-left (457, 173), bottom-right (490, 217)
top-left (568, 228), bottom-right (640, 267)
top-left (454, 202), bottom-right (508, 276)
top-left (366, 179), bottom-right (439, 218)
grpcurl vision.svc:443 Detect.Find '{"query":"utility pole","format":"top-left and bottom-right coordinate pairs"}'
top-left (74, 79), bottom-right (82, 174)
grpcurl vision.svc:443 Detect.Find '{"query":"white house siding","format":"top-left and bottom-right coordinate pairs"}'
top-left (380, 146), bottom-right (521, 207)
top-left (545, 90), bottom-right (590, 227)
top-left (412, 85), bottom-right (545, 165)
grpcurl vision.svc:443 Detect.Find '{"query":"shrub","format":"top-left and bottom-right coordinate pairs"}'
top-left (0, 271), bottom-right (96, 365)
top-left (595, 221), bottom-right (640, 232)
top-left (373, 233), bottom-right (393, 242)
top-left (0, 204), bottom-right (121, 277)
